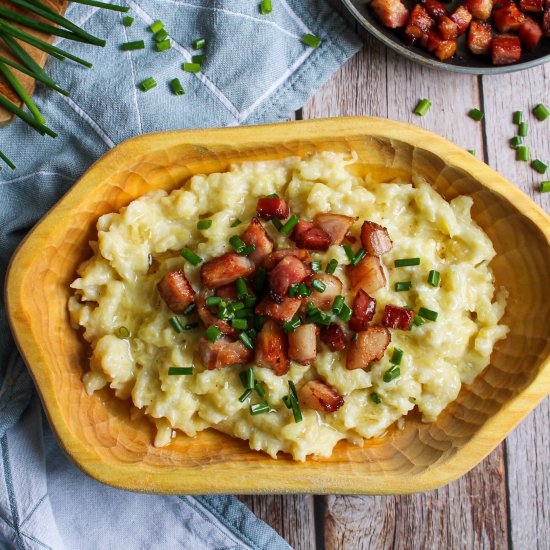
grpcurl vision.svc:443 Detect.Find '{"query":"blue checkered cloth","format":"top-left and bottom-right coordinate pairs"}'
top-left (0, 1), bottom-right (360, 548)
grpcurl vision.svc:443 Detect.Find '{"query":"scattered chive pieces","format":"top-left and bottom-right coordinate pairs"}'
top-left (283, 317), bottom-right (302, 334)
top-left (510, 136), bottom-right (522, 149)
top-left (326, 259), bottom-right (338, 274)
top-left (234, 308), bottom-right (253, 319)
top-left (282, 395), bottom-right (292, 409)
top-left (427, 270), bottom-right (440, 287)
top-left (343, 245), bottom-right (355, 262)
top-left (517, 145), bottom-right (530, 162)
top-left (391, 348), bottom-right (403, 365)
top-left (183, 303), bottom-right (196, 316)
top-left (290, 395), bottom-right (302, 422)
top-left (230, 218), bottom-right (242, 227)
top-left (418, 307), bottom-right (438, 321)
top-left (206, 325), bottom-right (222, 343)
top-left (232, 318), bottom-right (247, 330)
top-left (197, 219), bottom-right (212, 230)
top-left (0, 151), bottom-right (15, 170)
top-left (533, 104), bottom-right (549, 121)
top-left (468, 108), bottom-right (484, 121)
top-left (332, 295), bottom-right (345, 314)
top-left (383, 365), bottom-right (401, 383)
top-left (122, 15), bottom-right (134, 26)
top-left (272, 217), bottom-right (283, 230)
top-left (239, 389), bottom-right (252, 402)
top-left (192, 54), bottom-right (205, 64)
top-left (150, 20), bottom-right (163, 33)
top-left (241, 245), bottom-right (256, 256)
top-left (302, 33), bottom-right (321, 48)
top-left (311, 260), bottom-right (322, 273)
top-left (337, 303), bottom-right (352, 322)
top-left (250, 401), bottom-right (270, 415)
top-left (183, 62), bottom-right (201, 73)
top-left (266, 193), bottom-right (279, 198)
top-left (280, 214), bottom-right (299, 235)
top-left (156, 39), bottom-right (171, 52)
top-left (540, 181), bottom-right (550, 193)
top-left (289, 381), bottom-right (298, 400)
top-left (531, 160), bottom-right (548, 174)
top-left (205, 296), bottom-right (221, 307)
top-left (236, 277), bottom-right (248, 298)
top-left (116, 326), bottom-right (130, 339)
top-left (243, 367), bottom-right (255, 389)
top-left (518, 121), bottom-right (528, 137)
top-left (513, 111), bottom-right (523, 124)
top-left (168, 367), bottom-right (193, 375)
top-left (181, 247), bottom-right (202, 265)
top-left (467, 149), bottom-right (476, 156)
top-left (254, 382), bottom-right (266, 398)
top-left (394, 257), bottom-right (420, 267)
top-left (121, 40), bottom-right (145, 51)
top-left (192, 37), bottom-right (206, 50)
top-left (169, 316), bottom-right (185, 333)
top-left (239, 332), bottom-right (254, 350)
top-left (413, 315), bottom-right (425, 326)
top-left (311, 279), bottom-right (326, 293)
top-left (370, 392), bottom-right (381, 404)
top-left (229, 235), bottom-right (246, 253)
top-left (138, 77), bottom-right (157, 92)
top-left (394, 281), bottom-right (412, 292)
top-left (154, 29), bottom-right (169, 42)
top-left (260, 0), bottom-right (272, 14)
top-left (414, 98), bottom-right (431, 116)
top-left (351, 248), bottom-right (366, 266)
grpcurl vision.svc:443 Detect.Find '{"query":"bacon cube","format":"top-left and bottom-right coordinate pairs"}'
top-left (422, 0), bottom-right (448, 18)
top-left (491, 35), bottom-right (522, 64)
top-left (268, 255), bottom-right (311, 298)
top-left (319, 323), bottom-right (347, 352)
top-left (466, 0), bottom-right (493, 19)
top-left (381, 304), bottom-right (415, 330)
top-left (360, 221), bottom-right (393, 256)
top-left (291, 219), bottom-right (331, 251)
top-left (519, 16), bottom-right (543, 49)
top-left (346, 326), bottom-right (391, 370)
top-left (370, 0), bottom-right (410, 28)
top-left (196, 292), bottom-right (237, 337)
top-left (468, 20), bottom-right (493, 55)
top-left (348, 289), bottom-right (376, 332)
top-left (314, 213), bottom-right (357, 246)
top-left (305, 274), bottom-right (343, 311)
top-left (263, 248), bottom-right (310, 270)
top-left (241, 218), bottom-right (274, 267)
top-left (348, 255), bottom-right (386, 295)
top-left (493, 3), bottom-right (525, 32)
top-left (405, 4), bottom-right (435, 41)
top-left (450, 6), bottom-right (473, 35)
top-left (157, 269), bottom-right (195, 313)
top-left (255, 320), bottom-right (289, 375)
top-left (426, 30), bottom-right (457, 59)
top-left (288, 324), bottom-right (319, 366)
top-left (519, 0), bottom-right (543, 12)
top-left (438, 15), bottom-right (459, 39)
top-left (256, 197), bottom-right (290, 220)
top-left (255, 295), bottom-right (302, 323)
top-left (298, 380), bottom-right (344, 413)
top-left (199, 336), bottom-right (253, 370)
top-left (201, 253), bottom-right (255, 288)
top-left (544, 7), bottom-right (550, 36)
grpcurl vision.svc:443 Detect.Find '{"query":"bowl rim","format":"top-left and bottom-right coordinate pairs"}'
top-left (342, 0), bottom-right (550, 75)
top-left (6, 117), bottom-right (550, 494)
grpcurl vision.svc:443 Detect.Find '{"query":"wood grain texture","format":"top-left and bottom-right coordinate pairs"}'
top-left (0, 0), bottom-right (67, 125)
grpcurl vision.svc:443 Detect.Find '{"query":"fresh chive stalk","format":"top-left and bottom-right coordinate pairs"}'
top-left (70, 0), bottom-right (129, 12)
top-left (0, 62), bottom-right (45, 123)
top-left (0, 33), bottom-right (53, 83)
top-left (181, 247), bottom-right (202, 265)
top-left (414, 98), bottom-right (431, 116)
top-left (0, 93), bottom-right (56, 137)
top-left (182, 62), bottom-right (201, 73)
top-left (121, 40), bottom-right (145, 51)
top-left (0, 150), bottom-right (15, 170)
top-left (418, 307), bottom-right (438, 321)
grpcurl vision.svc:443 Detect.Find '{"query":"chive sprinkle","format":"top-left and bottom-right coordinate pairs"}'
top-left (283, 317), bottom-right (301, 334)
top-left (156, 39), bottom-right (171, 52)
top-left (414, 98), bottom-right (431, 116)
top-left (289, 380), bottom-right (298, 400)
top-left (337, 303), bottom-right (352, 322)
top-left (236, 277), bottom-right (248, 298)
top-left (272, 217), bottom-right (283, 230)
top-left (289, 394), bottom-right (302, 422)
top-left (301, 33), bottom-right (321, 48)
top-left (282, 395), bottom-right (292, 409)
top-left (205, 325), bottom-right (222, 343)
top-left (351, 248), bottom-right (366, 266)
top-left (311, 279), bottom-right (326, 293)
top-left (169, 316), bottom-right (185, 333)
top-left (253, 267), bottom-right (267, 291)
top-left (250, 401), bottom-right (270, 415)
top-left (239, 332), bottom-right (254, 350)
top-left (540, 181), bottom-right (550, 193)
top-left (239, 389), bottom-right (252, 402)
top-left (254, 382), bottom-right (266, 398)
top-left (510, 136), bottom-right (522, 149)
top-left (418, 307), bottom-right (438, 321)
top-left (197, 219), bottom-right (212, 230)
top-left (325, 259), bottom-right (338, 274)
top-left (266, 193), bottom-right (279, 198)
top-left (413, 315), bottom-right (425, 326)
top-left (192, 54), bottom-right (205, 65)
top-left (205, 296), bottom-right (221, 307)
top-left (370, 392), bottom-right (381, 404)
top-left (311, 260), bottom-right (322, 273)
top-left (229, 235), bottom-right (246, 253)
top-left (183, 62), bottom-right (201, 73)
top-left (122, 15), bottom-right (134, 26)
top-left (517, 146), bottom-right (530, 162)
top-left (244, 295), bottom-right (257, 308)
top-left (352, 333), bottom-right (358, 341)
top-left (518, 121), bottom-right (528, 137)
top-left (468, 108), bottom-right (484, 122)
top-left (150, 20), bottom-right (163, 33)
top-left (138, 77), bottom-right (157, 92)
top-left (154, 28), bottom-right (169, 42)
top-left (533, 104), bottom-right (549, 122)
top-left (343, 244), bottom-right (355, 262)
top-left (390, 348), bottom-right (403, 365)
top-left (243, 367), bottom-right (254, 389)
top-left (232, 318), bottom-right (247, 330)
top-left (168, 367), bottom-right (193, 375)
top-left (383, 365), bottom-right (400, 383)
top-left (230, 218), bottom-right (242, 227)
top-left (116, 326), bottom-right (130, 339)
top-left (531, 160), bottom-right (548, 174)
top-left (280, 214), bottom-right (299, 235)
top-left (181, 247), bottom-right (202, 265)
top-left (0, 150), bottom-right (15, 170)
top-left (192, 37), bottom-right (206, 50)
top-left (183, 302), bottom-right (196, 316)
top-left (394, 257), bottom-right (420, 267)
top-left (121, 40), bottom-right (145, 51)
top-left (259, 0), bottom-right (272, 14)
top-left (332, 295), bottom-right (345, 314)
top-left (513, 111), bottom-right (523, 124)
top-left (427, 270), bottom-right (440, 287)
top-left (395, 281), bottom-right (412, 292)
top-left (241, 245), bottom-right (256, 256)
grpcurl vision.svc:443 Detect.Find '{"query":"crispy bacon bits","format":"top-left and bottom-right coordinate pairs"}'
top-left (201, 253), bottom-right (255, 288)
top-left (519, 16), bottom-right (543, 49)
top-left (493, 3), bottom-right (526, 33)
top-left (450, 5), bottom-right (473, 35)
top-left (314, 213), bottom-right (357, 245)
top-left (298, 380), bottom-right (344, 413)
top-left (157, 269), bottom-right (195, 313)
top-left (255, 295), bottom-right (302, 323)
top-left (466, 0), bottom-right (493, 20)
top-left (346, 327), bottom-right (391, 370)
top-left (263, 248), bottom-right (310, 270)
top-left (370, 0), bottom-right (410, 28)
top-left (306, 274), bottom-right (344, 311)
top-left (255, 320), bottom-right (289, 375)
top-left (349, 255), bottom-right (387, 295)
top-left (196, 292), bottom-right (237, 337)
top-left (360, 221), bottom-right (393, 256)
top-left (381, 304), bottom-right (415, 330)
top-left (288, 324), bottom-right (319, 366)
top-left (319, 323), bottom-right (347, 352)
top-left (199, 336), bottom-right (253, 370)
top-left (349, 289), bottom-right (376, 332)
top-left (468, 20), bottom-right (493, 55)
top-left (241, 218), bottom-right (274, 267)
top-left (491, 35), bottom-right (522, 65)
top-left (291, 219), bottom-right (331, 251)
top-left (268, 255), bottom-right (311, 298)
top-left (256, 197), bottom-right (290, 220)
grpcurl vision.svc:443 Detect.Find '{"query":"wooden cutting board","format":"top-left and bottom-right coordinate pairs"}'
top-left (0, 0), bottom-right (68, 126)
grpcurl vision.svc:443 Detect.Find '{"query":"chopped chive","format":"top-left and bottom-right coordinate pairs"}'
top-left (240, 245), bottom-right (256, 256)
top-left (234, 308), bottom-right (253, 319)
top-left (0, 150), bottom-right (15, 170)
top-left (239, 332), bottom-right (254, 350)
top-left (390, 348), bottom-right (403, 365)
top-left (266, 193), bottom-right (279, 198)
top-left (468, 108), bottom-right (484, 121)
top-left (289, 394), bottom-right (302, 422)
top-left (517, 146), bottom-right (530, 162)
top-left (244, 367), bottom-right (254, 389)
top-left (311, 260), bottom-right (322, 273)
top-left (205, 296), bottom-right (222, 307)
top-left (414, 98), bottom-right (431, 116)
top-left (533, 104), bottom-right (549, 122)
top-left (206, 325), bottom-right (222, 343)
top-left (254, 315), bottom-right (265, 331)
top-left (413, 315), bottom-right (425, 326)
top-left (239, 389), bottom-right (252, 402)
top-left (467, 149), bottom-right (476, 156)
top-left (311, 279), bottom-right (326, 293)
top-left (150, 20), bottom-right (163, 33)
top-left (343, 244), bottom-right (355, 262)
top-left (394, 281), bottom-right (412, 292)
top-left (192, 37), bottom-right (206, 50)
top-left (351, 248), bottom-right (366, 266)
top-left (230, 218), bottom-right (242, 227)
top-left (169, 316), bottom-right (185, 333)
top-left (168, 367), bottom-right (193, 375)
top-left (418, 307), bottom-right (438, 321)
top-left (383, 365), bottom-right (400, 383)
top-left (337, 303), bottom-right (352, 322)
top-left (232, 318), bottom-right (248, 330)
top-left (244, 295), bottom-right (257, 308)
top-left (156, 39), bottom-right (171, 52)
top-left (332, 295), bottom-right (345, 314)
top-left (394, 257), bottom-right (420, 267)
top-left (250, 401), bottom-right (270, 415)
top-left (154, 28), bottom-right (169, 42)
top-left (325, 259), bottom-right (338, 274)
top-left (121, 40), bottom-right (145, 51)
top-left (540, 181), bottom-right (550, 193)
top-left (138, 77), bottom-right (157, 92)
top-left (197, 219), bottom-right (212, 230)
top-left (370, 392), bottom-right (381, 404)
top-left (427, 270), bottom-right (440, 287)
top-left (283, 317), bottom-right (301, 334)
top-left (182, 62), bottom-right (201, 73)
top-left (230, 301), bottom-right (245, 312)
top-left (181, 247), bottom-right (202, 265)
top-left (182, 302), bottom-right (196, 316)
top-left (301, 33), bottom-right (321, 48)
top-left (235, 277), bottom-right (248, 298)
top-left (192, 54), bottom-right (205, 64)
top-left (259, 0), bottom-right (272, 14)
top-left (229, 235), bottom-right (246, 253)
top-left (518, 121), bottom-right (528, 137)
top-left (513, 111), bottom-right (523, 124)
top-left (280, 214), bottom-right (299, 235)
top-left (289, 380), bottom-right (298, 400)
top-left (116, 326), bottom-right (130, 339)
top-left (217, 304), bottom-right (232, 320)
top-left (531, 160), bottom-right (547, 174)
top-left (282, 395), bottom-right (292, 409)
top-left (122, 15), bottom-right (134, 26)
top-left (254, 382), bottom-right (266, 398)
top-left (510, 136), bottom-right (522, 149)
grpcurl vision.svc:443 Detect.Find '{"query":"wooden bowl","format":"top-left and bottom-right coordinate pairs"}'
top-left (6, 118), bottom-right (550, 495)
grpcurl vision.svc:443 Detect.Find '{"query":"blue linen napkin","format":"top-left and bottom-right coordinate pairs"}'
top-left (0, 1), bottom-right (360, 548)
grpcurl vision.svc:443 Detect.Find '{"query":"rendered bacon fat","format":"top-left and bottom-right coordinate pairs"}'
top-left (288, 324), bottom-right (319, 366)
top-left (256, 197), bottom-right (290, 220)
top-left (349, 289), bottom-right (376, 332)
top-left (360, 221), bottom-right (393, 256)
top-left (320, 323), bottom-right (347, 351)
top-left (201, 253), bottom-right (255, 288)
top-left (346, 327), bottom-right (391, 370)
top-left (199, 336), bottom-right (253, 370)
top-left (268, 255), bottom-right (311, 298)
top-left (349, 255), bottom-right (386, 294)
top-left (255, 320), bottom-right (289, 375)
top-left (291, 219), bottom-right (331, 251)
top-left (370, 0), bottom-right (410, 28)
top-left (298, 380), bottom-right (344, 413)
top-left (381, 304), bottom-right (415, 330)
top-left (241, 218), bottom-right (274, 267)
top-left (314, 213), bottom-right (357, 245)
top-left (157, 269), bottom-right (195, 313)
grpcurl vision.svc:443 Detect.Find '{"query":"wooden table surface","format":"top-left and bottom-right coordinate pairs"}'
top-left (240, 4), bottom-right (550, 549)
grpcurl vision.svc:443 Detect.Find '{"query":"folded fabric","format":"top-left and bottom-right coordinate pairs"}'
top-left (0, 1), bottom-right (360, 548)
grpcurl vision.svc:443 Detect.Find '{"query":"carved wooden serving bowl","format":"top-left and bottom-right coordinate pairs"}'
top-left (6, 118), bottom-right (550, 494)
